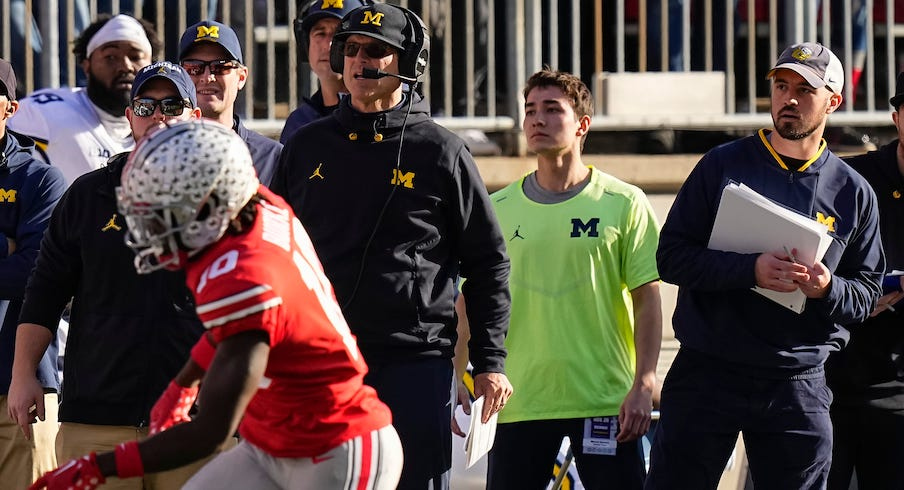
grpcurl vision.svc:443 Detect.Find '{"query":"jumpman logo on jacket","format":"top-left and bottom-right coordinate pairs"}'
top-left (102, 214), bottom-right (122, 232)
top-left (309, 163), bottom-right (325, 180)
top-left (510, 225), bottom-right (525, 241)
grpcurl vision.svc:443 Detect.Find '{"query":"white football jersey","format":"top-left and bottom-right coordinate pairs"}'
top-left (9, 88), bottom-right (134, 185)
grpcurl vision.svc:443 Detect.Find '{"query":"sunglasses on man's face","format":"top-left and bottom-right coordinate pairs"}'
top-left (131, 97), bottom-right (190, 117)
top-left (180, 59), bottom-right (241, 77)
top-left (342, 41), bottom-right (394, 59)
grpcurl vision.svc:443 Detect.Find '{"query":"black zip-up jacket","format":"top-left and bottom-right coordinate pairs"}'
top-left (19, 153), bottom-right (204, 426)
top-left (827, 141), bottom-right (904, 409)
top-left (273, 93), bottom-right (510, 375)
top-left (0, 131), bottom-right (66, 394)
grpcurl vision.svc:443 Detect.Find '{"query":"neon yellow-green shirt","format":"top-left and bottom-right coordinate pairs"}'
top-left (492, 168), bottom-right (660, 423)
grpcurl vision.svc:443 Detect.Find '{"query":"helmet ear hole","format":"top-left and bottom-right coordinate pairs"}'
top-left (196, 199), bottom-right (213, 222)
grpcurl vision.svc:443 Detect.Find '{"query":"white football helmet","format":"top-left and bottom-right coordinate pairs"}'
top-left (117, 120), bottom-right (259, 274)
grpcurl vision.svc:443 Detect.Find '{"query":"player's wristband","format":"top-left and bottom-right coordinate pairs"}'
top-left (114, 441), bottom-right (144, 479)
top-left (190, 334), bottom-right (216, 370)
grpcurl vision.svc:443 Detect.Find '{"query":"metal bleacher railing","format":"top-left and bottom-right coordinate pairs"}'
top-left (2, 0), bottom-right (903, 155)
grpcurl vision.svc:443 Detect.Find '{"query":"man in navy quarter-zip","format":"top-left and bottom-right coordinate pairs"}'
top-left (0, 57), bottom-right (66, 490)
top-left (647, 42), bottom-right (884, 489)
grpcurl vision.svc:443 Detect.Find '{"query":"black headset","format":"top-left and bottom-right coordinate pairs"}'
top-left (329, 4), bottom-right (429, 81)
top-left (295, 0), bottom-right (373, 63)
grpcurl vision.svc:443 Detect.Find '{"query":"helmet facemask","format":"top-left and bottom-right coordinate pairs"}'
top-left (117, 120), bottom-right (258, 274)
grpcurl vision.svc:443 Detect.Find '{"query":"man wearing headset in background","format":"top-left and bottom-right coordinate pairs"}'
top-left (280, 0), bottom-right (370, 143)
top-left (271, 4), bottom-right (513, 489)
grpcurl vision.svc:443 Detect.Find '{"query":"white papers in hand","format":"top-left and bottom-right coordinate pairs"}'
top-left (708, 182), bottom-right (832, 313)
top-left (463, 396), bottom-right (498, 468)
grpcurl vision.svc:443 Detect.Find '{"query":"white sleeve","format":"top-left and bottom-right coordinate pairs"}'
top-left (8, 94), bottom-right (52, 145)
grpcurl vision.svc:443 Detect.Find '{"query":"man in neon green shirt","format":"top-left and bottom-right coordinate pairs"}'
top-left (457, 69), bottom-right (662, 489)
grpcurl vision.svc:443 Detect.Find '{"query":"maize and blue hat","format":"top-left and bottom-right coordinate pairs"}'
top-left (334, 2), bottom-right (410, 50)
top-left (179, 20), bottom-right (243, 64)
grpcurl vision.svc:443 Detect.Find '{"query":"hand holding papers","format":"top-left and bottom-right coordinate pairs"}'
top-left (708, 182), bottom-right (833, 313)
top-left (463, 396), bottom-right (498, 468)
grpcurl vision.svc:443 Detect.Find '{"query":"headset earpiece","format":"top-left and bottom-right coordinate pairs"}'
top-left (295, 0), bottom-right (316, 61)
top-left (298, 0), bottom-right (373, 64)
top-left (329, 38), bottom-right (346, 74)
top-left (398, 8), bottom-right (429, 81)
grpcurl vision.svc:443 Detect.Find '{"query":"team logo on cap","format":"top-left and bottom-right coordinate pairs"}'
top-left (361, 10), bottom-right (384, 26)
top-left (196, 25), bottom-right (219, 41)
top-left (157, 66), bottom-right (168, 74)
top-left (322, 0), bottom-right (343, 8)
top-left (791, 46), bottom-right (814, 61)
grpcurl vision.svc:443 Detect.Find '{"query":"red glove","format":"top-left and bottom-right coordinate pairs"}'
top-left (30, 452), bottom-right (106, 490)
top-left (149, 380), bottom-right (199, 435)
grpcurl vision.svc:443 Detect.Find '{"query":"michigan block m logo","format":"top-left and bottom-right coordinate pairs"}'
top-left (321, 0), bottom-right (343, 8)
top-left (570, 218), bottom-right (599, 237)
top-left (391, 169), bottom-right (415, 189)
top-left (196, 25), bottom-right (219, 40)
top-left (816, 212), bottom-right (836, 233)
top-left (361, 11), bottom-right (384, 26)
top-left (0, 189), bottom-right (17, 202)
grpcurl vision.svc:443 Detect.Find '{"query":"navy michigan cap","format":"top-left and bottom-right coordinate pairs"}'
top-left (179, 20), bottom-right (244, 64)
top-left (131, 61), bottom-right (198, 107)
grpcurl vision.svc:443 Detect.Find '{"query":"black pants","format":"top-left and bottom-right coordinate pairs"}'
top-left (364, 358), bottom-right (453, 490)
top-left (487, 418), bottom-right (644, 490)
top-left (828, 404), bottom-right (904, 490)
top-left (645, 348), bottom-right (833, 490)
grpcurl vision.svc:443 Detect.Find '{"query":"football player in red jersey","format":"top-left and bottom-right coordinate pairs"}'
top-left (29, 120), bottom-right (403, 490)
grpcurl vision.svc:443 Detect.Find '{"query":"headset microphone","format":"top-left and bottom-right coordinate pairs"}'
top-left (360, 67), bottom-right (418, 84)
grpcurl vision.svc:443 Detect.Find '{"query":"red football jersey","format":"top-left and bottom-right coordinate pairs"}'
top-left (185, 186), bottom-right (392, 457)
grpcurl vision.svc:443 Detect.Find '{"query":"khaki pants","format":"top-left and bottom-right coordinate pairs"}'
top-left (0, 393), bottom-right (59, 489)
top-left (56, 422), bottom-right (230, 490)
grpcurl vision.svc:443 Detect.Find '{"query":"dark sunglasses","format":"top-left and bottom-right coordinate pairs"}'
top-left (180, 59), bottom-right (241, 76)
top-left (342, 41), bottom-right (394, 59)
top-left (131, 97), bottom-right (190, 117)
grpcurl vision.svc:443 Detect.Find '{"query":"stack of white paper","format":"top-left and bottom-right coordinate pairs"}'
top-left (708, 182), bottom-right (832, 313)
top-left (463, 396), bottom-right (498, 468)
